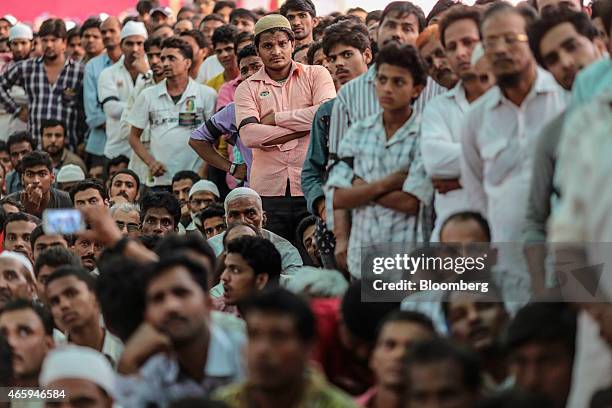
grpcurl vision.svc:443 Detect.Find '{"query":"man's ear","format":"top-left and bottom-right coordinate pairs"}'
top-left (261, 211), bottom-right (267, 228)
top-left (255, 273), bottom-right (269, 290)
top-left (364, 48), bottom-right (373, 65)
top-left (312, 16), bottom-right (320, 27)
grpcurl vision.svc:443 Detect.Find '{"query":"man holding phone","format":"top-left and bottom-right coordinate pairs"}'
top-left (6, 151), bottom-right (72, 218)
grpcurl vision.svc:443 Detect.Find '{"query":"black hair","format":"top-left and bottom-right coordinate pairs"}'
top-left (155, 233), bottom-right (216, 269)
top-left (376, 310), bottom-right (436, 340)
top-left (237, 43), bottom-right (257, 66)
top-left (178, 5), bottom-right (195, 19)
top-left (230, 8), bottom-right (258, 24)
top-left (212, 24), bottom-right (238, 48)
top-left (213, 1), bottom-right (236, 14)
top-left (375, 43), bottom-right (428, 87)
top-left (295, 215), bottom-right (317, 247)
top-left (69, 179), bottom-right (108, 203)
top-left (41, 118), bottom-right (66, 134)
top-left (518, 3), bottom-right (539, 25)
top-left (280, 0), bottom-right (317, 18)
top-left (427, 0), bottom-right (460, 25)
top-left (161, 36), bottom-right (193, 60)
top-left (80, 17), bottom-right (102, 37)
top-left (341, 280), bottom-right (399, 343)
top-left (528, 10), bottom-right (598, 67)
top-left (476, 390), bottom-right (556, 408)
top-left (111, 169), bottom-right (141, 194)
top-left (254, 24), bottom-right (295, 48)
top-left (67, 27), bottom-right (81, 42)
top-left (96, 255), bottom-right (147, 342)
top-left (313, 17), bottom-right (333, 41)
top-left (145, 35), bottom-right (163, 52)
top-left (591, 386), bottom-right (612, 408)
top-left (0, 299), bottom-right (54, 336)
top-left (153, 23), bottom-right (173, 35)
top-left (180, 29), bottom-right (207, 49)
top-left (34, 246), bottom-right (80, 278)
top-left (227, 236), bottom-right (282, 284)
top-left (18, 151), bottom-right (53, 173)
top-left (139, 234), bottom-right (162, 251)
top-left (0, 140), bottom-right (7, 154)
top-left (322, 20), bottom-right (370, 56)
top-left (171, 170), bottom-right (200, 186)
top-left (0, 197), bottom-right (25, 213)
top-left (439, 5), bottom-right (482, 47)
top-left (38, 19), bottom-right (67, 40)
top-left (306, 40), bottom-right (323, 65)
top-left (348, 6), bottom-right (367, 15)
top-left (504, 302), bottom-right (577, 355)
top-left (45, 264), bottom-right (96, 291)
top-left (3, 212), bottom-right (40, 235)
top-left (406, 338), bottom-right (482, 392)
top-left (136, 0), bottom-right (154, 15)
top-left (235, 31), bottom-right (254, 50)
top-left (331, 14), bottom-right (364, 26)
top-left (439, 211), bottom-right (491, 242)
top-left (239, 288), bottom-right (316, 342)
top-left (105, 155), bottom-right (130, 177)
top-left (7, 131), bottom-right (36, 152)
top-left (198, 202), bottom-right (225, 224)
top-left (381, 1), bottom-right (427, 33)
top-left (0, 334), bottom-right (11, 387)
top-left (440, 280), bottom-right (505, 325)
top-left (366, 10), bottom-right (383, 25)
top-left (140, 191), bottom-right (182, 228)
top-left (201, 13), bottom-right (226, 28)
top-left (482, 1), bottom-right (521, 29)
top-left (292, 43), bottom-right (310, 60)
top-left (145, 254), bottom-right (209, 294)
top-left (29, 225), bottom-right (69, 251)
top-left (222, 222), bottom-right (260, 249)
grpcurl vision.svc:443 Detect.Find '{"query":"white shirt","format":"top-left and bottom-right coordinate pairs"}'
top-left (460, 67), bottom-right (566, 242)
top-left (197, 55), bottom-right (224, 84)
top-left (98, 56), bottom-right (143, 158)
top-left (421, 82), bottom-right (472, 240)
top-left (127, 78), bottom-right (217, 186)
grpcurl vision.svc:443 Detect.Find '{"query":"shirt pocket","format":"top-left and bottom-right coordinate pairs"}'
top-left (481, 137), bottom-right (520, 186)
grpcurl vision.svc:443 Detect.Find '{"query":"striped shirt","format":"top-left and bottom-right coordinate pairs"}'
top-left (0, 57), bottom-right (85, 147)
top-left (324, 112), bottom-right (434, 278)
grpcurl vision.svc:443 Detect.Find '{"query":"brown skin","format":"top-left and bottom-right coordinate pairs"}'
top-left (112, 210), bottom-right (141, 238)
top-left (202, 216), bottom-right (225, 239)
top-left (110, 173), bottom-right (139, 204)
top-left (377, 11), bottom-right (420, 49)
top-left (73, 188), bottom-right (108, 209)
top-left (141, 208), bottom-right (177, 237)
top-left (32, 234), bottom-right (68, 261)
top-left (221, 252), bottom-right (268, 305)
top-left (0, 257), bottom-right (36, 310)
top-left (9, 38), bottom-right (32, 61)
top-left (225, 196), bottom-right (266, 231)
top-left (172, 178), bottom-right (195, 218)
top-left (72, 236), bottom-right (103, 271)
top-left (214, 41), bottom-right (239, 81)
top-left (420, 38), bottom-right (458, 89)
top-left (46, 378), bottom-right (113, 408)
top-left (20, 164), bottom-right (55, 217)
top-left (82, 27), bottom-right (105, 60)
top-left (41, 124), bottom-right (66, 166)
top-left (9, 140), bottom-right (33, 171)
top-left (285, 9), bottom-right (318, 46)
top-left (4, 220), bottom-right (37, 261)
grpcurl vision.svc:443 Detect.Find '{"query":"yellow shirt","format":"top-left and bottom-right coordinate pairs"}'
top-left (207, 72), bottom-right (226, 92)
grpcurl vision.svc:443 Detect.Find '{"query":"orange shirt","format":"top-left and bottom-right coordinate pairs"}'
top-left (235, 62), bottom-right (335, 197)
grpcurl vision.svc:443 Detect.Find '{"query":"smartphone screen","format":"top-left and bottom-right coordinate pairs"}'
top-left (42, 209), bottom-right (85, 235)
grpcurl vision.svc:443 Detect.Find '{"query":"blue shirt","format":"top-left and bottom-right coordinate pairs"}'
top-left (83, 53), bottom-right (112, 156)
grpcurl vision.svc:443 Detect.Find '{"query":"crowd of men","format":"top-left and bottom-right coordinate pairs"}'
top-left (0, 0), bottom-right (611, 406)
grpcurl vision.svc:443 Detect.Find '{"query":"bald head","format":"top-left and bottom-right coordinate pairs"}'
top-left (101, 17), bottom-right (122, 50)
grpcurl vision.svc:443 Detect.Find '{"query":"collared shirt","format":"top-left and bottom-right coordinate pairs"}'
top-left (421, 82), bottom-right (472, 240)
top-left (207, 72), bottom-right (226, 92)
top-left (6, 188), bottom-right (73, 216)
top-left (98, 56), bottom-right (143, 158)
top-left (5, 170), bottom-right (22, 195)
top-left (119, 318), bottom-right (246, 408)
top-left (54, 148), bottom-right (87, 174)
top-left (235, 62), bottom-right (336, 197)
top-left (127, 78), bottom-right (217, 186)
top-left (0, 59), bottom-right (28, 139)
top-left (190, 103), bottom-right (253, 179)
top-left (460, 67), bottom-right (566, 242)
top-left (0, 57), bottom-right (85, 147)
top-left (325, 112), bottom-right (434, 278)
top-left (84, 53), bottom-right (113, 156)
top-left (217, 76), bottom-right (241, 111)
top-left (302, 98), bottom-right (335, 215)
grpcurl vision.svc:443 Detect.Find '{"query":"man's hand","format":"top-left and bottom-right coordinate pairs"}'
top-left (117, 322), bottom-right (172, 375)
top-left (148, 160), bottom-right (167, 177)
top-left (17, 106), bottom-right (28, 123)
top-left (232, 163), bottom-right (247, 181)
top-left (432, 178), bottom-right (462, 194)
top-left (260, 112), bottom-right (276, 126)
top-left (334, 236), bottom-right (349, 273)
top-left (78, 206), bottom-right (123, 248)
top-left (21, 184), bottom-right (43, 214)
top-left (132, 56), bottom-right (150, 75)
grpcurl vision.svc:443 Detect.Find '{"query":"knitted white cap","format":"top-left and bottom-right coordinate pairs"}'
top-left (120, 21), bottom-right (148, 41)
top-left (189, 180), bottom-right (220, 199)
top-left (56, 164), bottom-right (85, 183)
top-left (9, 23), bottom-right (33, 41)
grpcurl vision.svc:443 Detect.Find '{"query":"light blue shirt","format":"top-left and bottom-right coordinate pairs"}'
top-left (84, 53), bottom-right (113, 156)
top-left (571, 58), bottom-right (612, 108)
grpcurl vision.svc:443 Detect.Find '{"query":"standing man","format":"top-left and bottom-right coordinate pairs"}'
top-left (207, 25), bottom-right (240, 92)
top-left (0, 19), bottom-right (85, 148)
top-left (83, 16), bottom-right (122, 165)
top-left (235, 15), bottom-right (335, 243)
top-left (79, 17), bottom-right (104, 63)
top-left (128, 37), bottom-right (216, 187)
top-left (40, 119), bottom-right (87, 174)
top-left (98, 21), bottom-right (148, 160)
top-left (5, 131), bottom-right (35, 195)
top-left (280, 0), bottom-right (319, 47)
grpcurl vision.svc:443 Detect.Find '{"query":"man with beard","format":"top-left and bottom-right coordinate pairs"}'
top-left (0, 299), bottom-right (54, 388)
top-left (66, 26), bottom-right (85, 62)
top-left (79, 17), bottom-right (104, 63)
top-left (0, 19), bottom-right (85, 148)
top-left (416, 24), bottom-right (459, 90)
top-left (421, 6), bottom-right (491, 241)
top-left (171, 170), bottom-right (200, 227)
top-left (0, 251), bottom-right (36, 309)
top-left (121, 36), bottom-right (165, 186)
top-left (98, 21), bottom-right (149, 160)
top-left (45, 265), bottom-right (123, 366)
top-left (109, 169), bottom-right (140, 204)
top-left (84, 16), bottom-right (122, 164)
top-left (280, 0), bottom-right (319, 47)
top-left (0, 23), bottom-right (32, 137)
top-left (117, 255), bottom-right (245, 406)
top-left (40, 119), bottom-right (86, 174)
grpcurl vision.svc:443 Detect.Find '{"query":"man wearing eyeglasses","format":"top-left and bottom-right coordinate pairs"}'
top-left (421, 6), bottom-right (493, 241)
top-left (185, 179), bottom-right (220, 233)
top-left (110, 203), bottom-right (141, 238)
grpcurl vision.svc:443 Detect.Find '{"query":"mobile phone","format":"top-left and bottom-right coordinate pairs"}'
top-left (42, 209), bottom-right (86, 235)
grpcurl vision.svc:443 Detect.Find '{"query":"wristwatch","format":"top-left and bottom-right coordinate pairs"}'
top-left (229, 162), bottom-right (237, 175)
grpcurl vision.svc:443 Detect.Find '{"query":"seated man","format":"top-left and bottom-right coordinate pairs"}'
top-left (171, 170), bottom-right (200, 227)
top-left (0, 299), bottom-right (54, 388)
top-left (72, 234), bottom-right (104, 272)
top-left (33, 246), bottom-right (81, 303)
top-left (216, 236), bottom-right (282, 316)
top-left (70, 179), bottom-right (110, 210)
top-left (109, 169), bottom-right (140, 205)
top-left (39, 345), bottom-right (117, 408)
top-left (3, 212), bottom-right (39, 261)
top-left (197, 202), bottom-right (225, 239)
top-left (5, 131), bottom-right (35, 195)
top-left (45, 265), bottom-right (123, 366)
top-left (110, 203), bottom-right (141, 238)
top-left (30, 224), bottom-right (70, 261)
top-left (186, 179), bottom-right (220, 231)
top-left (208, 188), bottom-right (302, 276)
top-left (40, 118), bottom-right (87, 174)
top-left (0, 251), bottom-right (37, 309)
top-left (56, 164), bottom-right (86, 193)
top-left (140, 192), bottom-right (182, 238)
top-left (295, 215), bottom-right (322, 267)
top-left (6, 151), bottom-right (72, 217)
